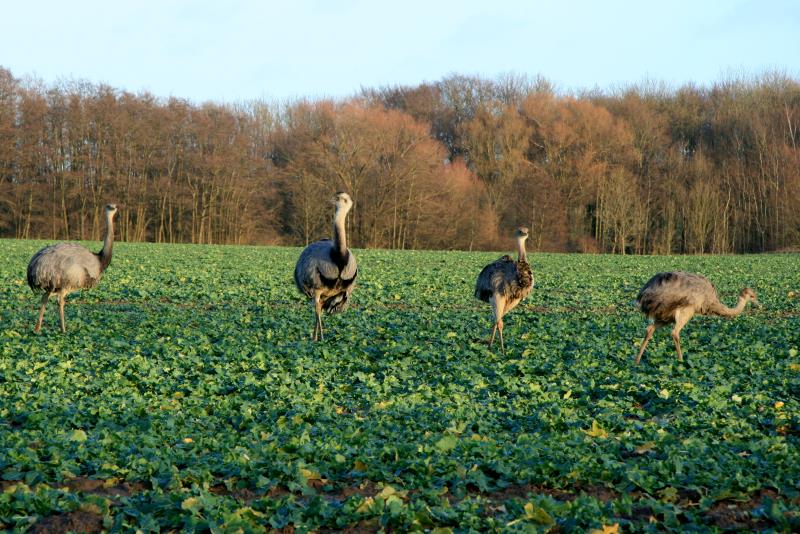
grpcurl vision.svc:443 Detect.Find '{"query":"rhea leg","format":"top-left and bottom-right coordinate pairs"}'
top-left (489, 294), bottom-right (505, 348)
top-left (34, 293), bottom-right (50, 333)
top-left (498, 298), bottom-right (524, 355)
top-left (316, 312), bottom-right (324, 342)
top-left (57, 293), bottom-right (67, 333)
top-left (672, 331), bottom-right (683, 362)
top-left (312, 292), bottom-right (325, 342)
top-left (671, 308), bottom-right (693, 362)
top-left (634, 323), bottom-right (657, 365)
top-left (489, 294), bottom-right (506, 353)
top-left (504, 297), bottom-right (521, 315)
top-left (497, 318), bottom-right (506, 355)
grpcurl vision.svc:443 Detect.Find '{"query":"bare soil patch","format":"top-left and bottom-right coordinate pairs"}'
top-left (29, 510), bottom-right (103, 534)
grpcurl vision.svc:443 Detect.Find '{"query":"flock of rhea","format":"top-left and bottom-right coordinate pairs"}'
top-left (26, 194), bottom-right (759, 363)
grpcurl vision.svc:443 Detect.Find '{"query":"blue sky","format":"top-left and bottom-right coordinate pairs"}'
top-left (3, 0), bottom-right (799, 103)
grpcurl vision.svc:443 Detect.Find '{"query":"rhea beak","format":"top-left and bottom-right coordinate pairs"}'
top-left (753, 297), bottom-right (762, 308)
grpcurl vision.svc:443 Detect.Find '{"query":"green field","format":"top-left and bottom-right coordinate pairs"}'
top-left (1, 240), bottom-right (799, 532)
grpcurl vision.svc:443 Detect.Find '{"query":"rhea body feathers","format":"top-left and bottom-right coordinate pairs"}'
top-left (294, 239), bottom-right (357, 313)
top-left (294, 192), bottom-right (358, 340)
top-left (28, 243), bottom-right (107, 293)
top-left (27, 203), bottom-right (118, 333)
top-left (634, 271), bottom-right (758, 364)
top-left (474, 227), bottom-right (534, 353)
top-left (475, 255), bottom-right (533, 304)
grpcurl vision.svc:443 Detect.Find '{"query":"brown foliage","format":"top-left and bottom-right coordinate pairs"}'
top-left (0, 67), bottom-right (798, 253)
top-left (274, 102), bottom-right (489, 249)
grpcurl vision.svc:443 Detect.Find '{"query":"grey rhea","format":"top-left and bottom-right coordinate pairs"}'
top-left (293, 192), bottom-right (358, 341)
top-left (27, 204), bottom-right (118, 333)
top-left (474, 227), bottom-right (534, 354)
top-left (634, 271), bottom-right (759, 364)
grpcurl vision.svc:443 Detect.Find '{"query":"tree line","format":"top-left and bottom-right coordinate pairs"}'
top-left (1, 67), bottom-right (798, 253)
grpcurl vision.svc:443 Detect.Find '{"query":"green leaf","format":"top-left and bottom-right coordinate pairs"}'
top-left (181, 497), bottom-right (200, 512)
top-left (68, 429), bottom-right (88, 442)
top-left (524, 502), bottom-right (555, 525)
top-left (583, 420), bottom-right (609, 439)
top-left (435, 435), bottom-right (458, 452)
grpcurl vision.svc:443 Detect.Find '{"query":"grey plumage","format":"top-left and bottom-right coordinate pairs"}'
top-left (475, 255), bottom-right (532, 303)
top-left (634, 271), bottom-right (758, 364)
top-left (474, 227), bottom-right (534, 353)
top-left (28, 243), bottom-right (104, 292)
top-left (294, 239), bottom-right (357, 311)
top-left (27, 204), bottom-right (118, 333)
top-left (294, 192), bottom-right (357, 341)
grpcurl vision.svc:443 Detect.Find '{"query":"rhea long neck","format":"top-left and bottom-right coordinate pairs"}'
top-left (333, 208), bottom-right (349, 256)
top-left (714, 294), bottom-right (749, 317)
top-left (516, 236), bottom-right (528, 263)
top-left (98, 211), bottom-right (115, 271)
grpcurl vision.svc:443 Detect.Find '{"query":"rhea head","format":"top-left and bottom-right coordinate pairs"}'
top-left (740, 287), bottom-right (759, 304)
top-left (514, 226), bottom-right (530, 240)
top-left (105, 203), bottom-right (118, 218)
top-left (332, 192), bottom-right (353, 214)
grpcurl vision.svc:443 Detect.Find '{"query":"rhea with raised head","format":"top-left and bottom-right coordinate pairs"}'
top-left (27, 203), bottom-right (119, 333)
top-left (474, 227), bottom-right (534, 353)
top-left (635, 271), bottom-right (759, 364)
top-left (293, 192), bottom-right (358, 341)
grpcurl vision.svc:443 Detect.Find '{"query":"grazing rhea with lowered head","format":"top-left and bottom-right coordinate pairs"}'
top-left (474, 227), bottom-right (534, 354)
top-left (27, 203), bottom-right (118, 333)
top-left (294, 192), bottom-right (358, 341)
top-left (635, 271), bottom-right (758, 364)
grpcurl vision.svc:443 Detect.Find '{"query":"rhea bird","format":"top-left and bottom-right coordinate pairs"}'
top-left (474, 227), bottom-right (534, 353)
top-left (27, 203), bottom-right (119, 333)
top-left (634, 271), bottom-right (759, 364)
top-left (294, 192), bottom-right (358, 341)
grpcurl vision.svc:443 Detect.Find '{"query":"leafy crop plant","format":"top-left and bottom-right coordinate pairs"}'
top-left (1, 240), bottom-right (798, 531)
